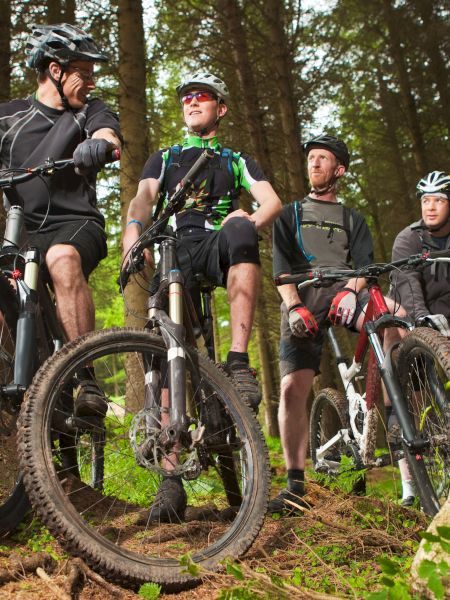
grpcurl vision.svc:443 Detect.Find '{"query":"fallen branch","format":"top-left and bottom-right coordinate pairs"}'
top-left (71, 558), bottom-right (124, 598)
top-left (36, 567), bottom-right (71, 600)
top-left (0, 552), bottom-right (55, 585)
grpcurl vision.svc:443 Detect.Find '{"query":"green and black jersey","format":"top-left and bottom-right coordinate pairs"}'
top-left (140, 135), bottom-right (267, 232)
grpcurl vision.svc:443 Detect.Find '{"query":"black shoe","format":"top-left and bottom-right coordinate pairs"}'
top-left (74, 380), bottom-right (108, 418)
top-left (149, 477), bottom-right (187, 523)
top-left (267, 489), bottom-right (310, 515)
top-left (401, 496), bottom-right (416, 507)
top-left (224, 360), bottom-right (261, 411)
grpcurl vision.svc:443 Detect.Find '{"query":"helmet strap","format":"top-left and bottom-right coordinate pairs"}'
top-left (46, 65), bottom-right (71, 110)
top-left (310, 173), bottom-right (339, 196)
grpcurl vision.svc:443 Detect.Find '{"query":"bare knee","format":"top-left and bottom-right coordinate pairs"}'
top-left (46, 244), bottom-right (84, 288)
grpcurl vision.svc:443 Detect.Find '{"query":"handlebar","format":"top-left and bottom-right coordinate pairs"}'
top-left (274, 249), bottom-right (450, 288)
top-left (118, 147), bottom-right (215, 290)
top-left (0, 149), bottom-right (121, 189)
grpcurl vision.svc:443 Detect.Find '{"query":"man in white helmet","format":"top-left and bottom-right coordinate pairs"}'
top-left (388, 170), bottom-right (450, 506)
top-left (123, 72), bottom-right (282, 521)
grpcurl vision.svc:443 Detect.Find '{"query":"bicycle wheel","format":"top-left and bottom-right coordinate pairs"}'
top-left (310, 388), bottom-right (366, 494)
top-left (397, 328), bottom-right (450, 516)
top-left (0, 272), bottom-right (30, 533)
top-left (19, 328), bottom-right (269, 588)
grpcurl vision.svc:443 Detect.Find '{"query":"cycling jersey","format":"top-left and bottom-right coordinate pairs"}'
top-left (390, 220), bottom-right (450, 320)
top-left (140, 135), bottom-right (267, 232)
top-left (0, 95), bottom-right (122, 233)
top-left (273, 197), bottom-right (374, 277)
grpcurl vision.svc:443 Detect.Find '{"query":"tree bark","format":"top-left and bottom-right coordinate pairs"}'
top-left (262, 0), bottom-right (306, 198)
top-left (63, 0), bottom-right (76, 24)
top-left (0, 0), bottom-right (11, 104)
top-left (382, 0), bottom-right (428, 176)
top-left (118, 0), bottom-right (149, 410)
top-left (47, 0), bottom-right (63, 23)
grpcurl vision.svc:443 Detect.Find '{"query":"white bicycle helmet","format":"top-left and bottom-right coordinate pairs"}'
top-left (176, 73), bottom-right (230, 103)
top-left (416, 171), bottom-right (450, 199)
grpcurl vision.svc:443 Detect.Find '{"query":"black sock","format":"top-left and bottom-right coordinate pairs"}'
top-left (227, 351), bottom-right (249, 365)
top-left (287, 469), bottom-right (304, 495)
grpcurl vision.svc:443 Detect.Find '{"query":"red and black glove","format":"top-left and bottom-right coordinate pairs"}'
top-left (288, 303), bottom-right (319, 338)
top-left (328, 287), bottom-right (357, 326)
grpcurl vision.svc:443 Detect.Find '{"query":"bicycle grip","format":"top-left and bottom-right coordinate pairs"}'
top-left (106, 148), bottom-right (121, 163)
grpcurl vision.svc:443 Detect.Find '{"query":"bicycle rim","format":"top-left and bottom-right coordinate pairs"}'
top-left (19, 328), bottom-right (269, 588)
top-left (0, 272), bottom-right (29, 533)
top-left (397, 328), bottom-right (450, 516)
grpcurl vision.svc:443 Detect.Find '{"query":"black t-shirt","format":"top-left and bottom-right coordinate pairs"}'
top-left (273, 197), bottom-right (374, 277)
top-left (0, 95), bottom-right (122, 232)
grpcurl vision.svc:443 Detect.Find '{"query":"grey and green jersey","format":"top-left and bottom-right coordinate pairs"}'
top-left (140, 134), bottom-right (267, 231)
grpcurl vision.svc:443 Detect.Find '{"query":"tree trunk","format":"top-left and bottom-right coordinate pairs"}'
top-left (376, 69), bottom-right (416, 224)
top-left (416, 0), bottom-right (450, 135)
top-left (47, 0), bottom-right (63, 23)
top-left (382, 0), bottom-right (428, 176)
top-left (0, 0), bottom-right (11, 104)
top-left (262, 0), bottom-right (306, 198)
top-left (118, 0), bottom-right (148, 410)
top-left (63, 0), bottom-right (76, 23)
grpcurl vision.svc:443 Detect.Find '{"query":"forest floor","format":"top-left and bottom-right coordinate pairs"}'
top-left (0, 448), bottom-right (430, 600)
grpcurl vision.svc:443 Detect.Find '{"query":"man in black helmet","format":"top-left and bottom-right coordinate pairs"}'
top-left (123, 72), bottom-right (282, 522)
top-left (270, 134), bottom-right (404, 514)
top-left (0, 23), bottom-right (122, 416)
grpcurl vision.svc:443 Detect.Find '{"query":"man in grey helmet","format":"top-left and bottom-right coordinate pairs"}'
top-left (0, 23), bottom-right (122, 416)
top-left (123, 72), bottom-right (282, 521)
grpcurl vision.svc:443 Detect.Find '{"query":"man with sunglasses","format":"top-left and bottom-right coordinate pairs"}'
top-left (123, 72), bottom-right (282, 521)
top-left (0, 24), bottom-right (122, 416)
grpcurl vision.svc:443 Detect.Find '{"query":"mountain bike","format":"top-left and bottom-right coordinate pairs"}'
top-left (19, 148), bottom-right (270, 589)
top-left (0, 155), bottom-right (118, 534)
top-left (275, 251), bottom-right (450, 517)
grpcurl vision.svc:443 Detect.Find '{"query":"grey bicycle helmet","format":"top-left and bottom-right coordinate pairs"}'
top-left (303, 134), bottom-right (350, 170)
top-left (416, 171), bottom-right (450, 199)
top-left (176, 73), bottom-right (230, 103)
top-left (26, 23), bottom-right (108, 70)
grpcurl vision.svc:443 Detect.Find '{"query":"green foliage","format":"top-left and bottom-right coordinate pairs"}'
top-left (11, 518), bottom-right (62, 561)
top-left (138, 582), bottom-right (161, 600)
top-left (179, 552), bottom-right (199, 577)
top-left (310, 454), bottom-right (367, 494)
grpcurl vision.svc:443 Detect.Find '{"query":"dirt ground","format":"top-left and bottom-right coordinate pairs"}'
top-left (0, 478), bottom-right (428, 600)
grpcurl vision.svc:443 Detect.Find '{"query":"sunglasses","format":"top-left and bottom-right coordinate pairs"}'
top-left (181, 91), bottom-right (217, 104)
top-left (68, 67), bottom-right (95, 83)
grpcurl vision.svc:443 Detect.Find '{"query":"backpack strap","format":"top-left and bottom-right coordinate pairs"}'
top-left (220, 147), bottom-right (240, 210)
top-left (153, 145), bottom-right (182, 221)
top-left (294, 200), bottom-right (316, 262)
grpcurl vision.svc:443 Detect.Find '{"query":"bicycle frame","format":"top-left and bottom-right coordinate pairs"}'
top-left (319, 281), bottom-right (419, 468)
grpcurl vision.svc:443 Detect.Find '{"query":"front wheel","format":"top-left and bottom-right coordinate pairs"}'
top-left (310, 388), bottom-right (366, 495)
top-left (19, 328), bottom-right (269, 588)
top-left (397, 328), bottom-right (450, 516)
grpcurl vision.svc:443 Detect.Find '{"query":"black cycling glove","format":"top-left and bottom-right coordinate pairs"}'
top-left (73, 138), bottom-right (113, 172)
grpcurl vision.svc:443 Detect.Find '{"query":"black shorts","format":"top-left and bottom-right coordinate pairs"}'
top-left (279, 285), bottom-right (369, 378)
top-left (28, 220), bottom-right (107, 280)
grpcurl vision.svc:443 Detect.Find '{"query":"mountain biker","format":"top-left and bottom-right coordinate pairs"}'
top-left (388, 170), bottom-right (450, 506)
top-left (270, 133), bottom-right (405, 514)
top-left (122, 72), bottom-right (282, 521)
top-left (0, 23), bottom-right (122, 416)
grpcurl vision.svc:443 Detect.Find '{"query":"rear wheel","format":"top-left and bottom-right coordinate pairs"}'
top-left (397, 328), bottom-right (450, 516)
top-left (310, 388), bottom-right (366, 495)
top-left (0, 273), bottom-right (30, 533)
top-left (19, 328), bottom-right (269, 588)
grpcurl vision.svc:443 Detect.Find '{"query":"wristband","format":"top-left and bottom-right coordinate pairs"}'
top-left (288, 302), bottom-right (305, 312)
top-left (342, 287), bottom-right (357, 295)
top-left (127, 219), bottom-right (143, 232)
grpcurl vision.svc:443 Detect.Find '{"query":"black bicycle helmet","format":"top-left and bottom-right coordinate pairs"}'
top-left (26, 23), bottom-right (108, 70)
top-left (176, 73), bottom-right (230, 103)
top-left (416, 171), bottom-right (450, 200)
top-left (303, 134), bottom-right (350, 170)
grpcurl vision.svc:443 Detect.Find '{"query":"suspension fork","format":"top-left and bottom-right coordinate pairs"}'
top-left (151, 238), bottom-right (187, 436)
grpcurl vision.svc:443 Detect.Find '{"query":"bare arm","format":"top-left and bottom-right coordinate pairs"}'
top-left (92, 127), bottom-right (122, 149)
top-left (122, 177), bottom-right (160, 262)
top-left (222, 181), bottom-right (282, 230)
